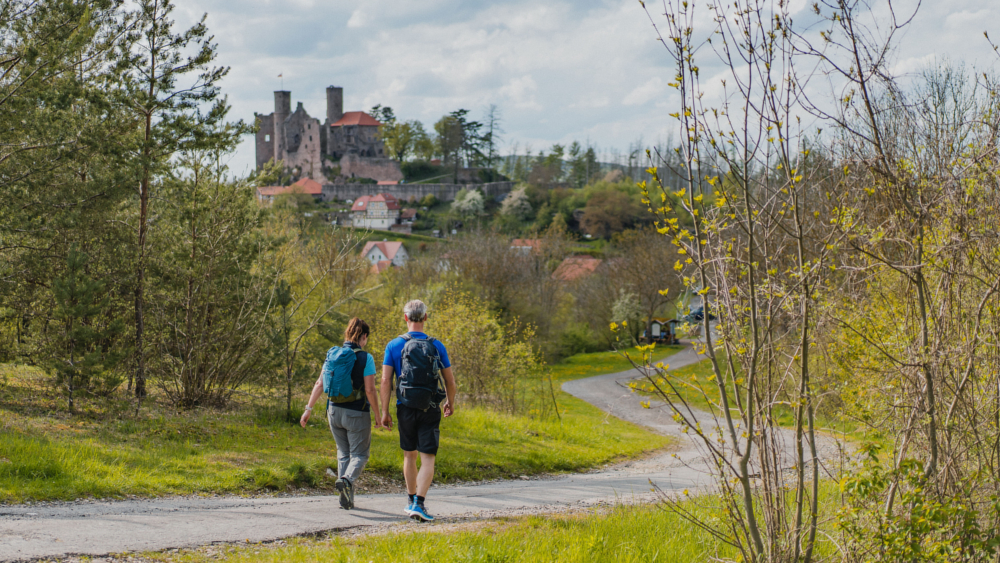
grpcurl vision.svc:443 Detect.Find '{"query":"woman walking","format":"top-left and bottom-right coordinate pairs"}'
top-left (300, 318), bottom-right (383, 509)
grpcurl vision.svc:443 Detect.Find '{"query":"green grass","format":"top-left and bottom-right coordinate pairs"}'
top-left (547, 345), bottom-right (684, 383)
top-left (348, 227), bottom-right (444, 244)
top-left (146, 483), bottom-right (845, 563)
top-left (0, 358), bottom-right (670, 503)
top-left (629, 355), bottom-right (870, 442)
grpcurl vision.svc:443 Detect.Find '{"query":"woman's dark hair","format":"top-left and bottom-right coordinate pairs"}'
top-left (344, 317), bottom-right (370, 344)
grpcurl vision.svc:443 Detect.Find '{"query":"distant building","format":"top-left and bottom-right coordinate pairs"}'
top-left (552, 255), bottom-right (603, 282)
top-left (256, 177), bottom-right (323, 204)
top-left (254, 86), bottom-right (402, 183)
top-left (352, 193), bottom-right (401, 230)
top-left (361, 240), bottom-right (409, 273)
top-left (510, 238), bottom-right (542, 255)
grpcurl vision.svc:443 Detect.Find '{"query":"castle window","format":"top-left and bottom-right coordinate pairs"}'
top-left (265, 134), bottom-right (270, 142)
top-left (309, 135), bottom-right (312, 141)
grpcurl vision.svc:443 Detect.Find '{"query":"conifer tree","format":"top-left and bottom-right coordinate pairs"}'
top-left (115, 0), bottom-right (244, 401)
top-left (50, 247), bottom-right (123, 412)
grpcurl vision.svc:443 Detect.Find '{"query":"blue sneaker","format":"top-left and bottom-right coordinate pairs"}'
top-left (409, 503), bottom-right (435, 522)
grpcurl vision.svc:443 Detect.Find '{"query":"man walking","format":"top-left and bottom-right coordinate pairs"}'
top-left (380, 300), bottom-right (457, 522)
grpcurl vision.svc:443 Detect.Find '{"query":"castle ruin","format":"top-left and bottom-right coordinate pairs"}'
top-left (254, 87), bottom-right (403, 184)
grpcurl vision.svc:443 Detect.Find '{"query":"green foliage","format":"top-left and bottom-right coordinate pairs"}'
top-left (147, 153), bottom-right (273, 408)
top-left (430, 292), bottom-right (542, 413)
top-left (48, 247), bottom-right (125, 411)
top-left (839, 445), bottom-right (1000, 562)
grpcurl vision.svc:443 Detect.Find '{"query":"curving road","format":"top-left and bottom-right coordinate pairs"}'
top-left (0, 344), bottom-right (833, 561)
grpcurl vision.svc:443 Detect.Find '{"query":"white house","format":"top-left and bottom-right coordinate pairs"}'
top-left (361, 240), bottom-right (409, 273)
top-left (352, 193), bottom-right (401, 230)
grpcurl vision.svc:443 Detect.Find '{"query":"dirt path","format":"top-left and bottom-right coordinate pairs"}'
top-left (0, 344), bottom-right (838, 561)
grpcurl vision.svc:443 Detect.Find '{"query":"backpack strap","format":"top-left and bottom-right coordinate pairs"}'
top-left (400, 333), bottom-right (412, 341)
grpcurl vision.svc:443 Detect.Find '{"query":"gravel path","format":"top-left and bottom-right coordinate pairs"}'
top-left (0, 344), bottom-right (839, 561)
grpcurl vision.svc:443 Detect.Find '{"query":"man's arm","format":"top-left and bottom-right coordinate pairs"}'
top-left (441, 366), bottom-right (457, 417)
top-left (379, 365), bottom-right (394, 429)
top-left (300, 376), bottom-right (324, 428)
top-left (364, 375), bottom-right (382, 428)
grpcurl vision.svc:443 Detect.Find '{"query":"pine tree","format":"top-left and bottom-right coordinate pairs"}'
top-left (115, 0), bottom-right (246, 401)
top-left (50, 247), bottom-right (123, 412)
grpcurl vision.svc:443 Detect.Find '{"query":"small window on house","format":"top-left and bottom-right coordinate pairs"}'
top-left (309, 135), bottom-right (312, 141)
top-left (265, 134), bottom-right (270, 142)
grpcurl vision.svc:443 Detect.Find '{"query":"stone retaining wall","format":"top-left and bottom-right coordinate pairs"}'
top-left (320, 181), bottom-right (515, 203)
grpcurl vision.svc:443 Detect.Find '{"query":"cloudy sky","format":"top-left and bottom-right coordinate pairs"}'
top-left (170, 0), bottom-right (999, 177)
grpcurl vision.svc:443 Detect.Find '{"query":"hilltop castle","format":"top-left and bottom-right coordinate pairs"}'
top-left (254, 86), bottom-right (403, 183)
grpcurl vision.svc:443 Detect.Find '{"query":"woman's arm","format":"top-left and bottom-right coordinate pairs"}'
top-left (300, 376), bottom-right (325, 428)
top-left (363, 375), bottom-right (382, 428)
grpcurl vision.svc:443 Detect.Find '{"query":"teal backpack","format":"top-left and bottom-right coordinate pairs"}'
top-left (322, 345), bottom-right (366, 403)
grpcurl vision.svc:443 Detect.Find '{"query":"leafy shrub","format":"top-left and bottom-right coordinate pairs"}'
top-left (839, 444), bottom-right (1000, 562)
top-left (430, 292), bottom-right (542, 413)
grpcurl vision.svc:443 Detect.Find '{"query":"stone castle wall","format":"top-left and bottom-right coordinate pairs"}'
top-left (321, 181), bottom-right (515, 203)
top-left (340, 154), bottom-right (403, 182)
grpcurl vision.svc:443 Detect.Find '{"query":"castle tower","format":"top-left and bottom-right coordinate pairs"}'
top-left (326, 86), bottom-right (343, 125)
top-left (273, 90), bottom-right (291, 161)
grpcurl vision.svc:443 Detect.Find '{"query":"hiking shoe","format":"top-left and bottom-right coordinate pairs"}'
top-left (409, 503), bottom-right (435, 522)
top-left (335, 478), bottom-right (350, 510)
top-left (345, 479), bottom-right (355, 509)
top-left (404, 500), bottom-right (416, 516)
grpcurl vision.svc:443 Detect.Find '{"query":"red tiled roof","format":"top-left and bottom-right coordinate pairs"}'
top-left (257, 186), bottom-right (287, 197)
top-left (257, 178), bottom-right (322, 199)
top-left (331, 111), bottom-right (381, 127)
top-left (511, 239), bottom-right (543, 250)
top-left (292, 177), bottom-right (323, 195)
top-left (553, 256), bottom-right (603, 282)
top-left (400, 209), bottom-right (417, 220)
top-left (373, 193), bottom-right (400, 210)
top-left (361, 240), bottom-right (405, 261)
top-left (351, 193), bottom-right (399, 212)
top-left (351, 195), bottom-right (372, 211)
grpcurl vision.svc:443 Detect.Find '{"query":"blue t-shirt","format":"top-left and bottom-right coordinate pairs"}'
top-left (383, 332), bottom-right (451, 405)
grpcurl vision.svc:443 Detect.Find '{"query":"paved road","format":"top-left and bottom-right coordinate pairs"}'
top-left (0, 345), bottom-right (770, 561)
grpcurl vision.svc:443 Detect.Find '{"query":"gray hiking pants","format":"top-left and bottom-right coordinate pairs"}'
top-left (327, 405), bottom-right (372, 483)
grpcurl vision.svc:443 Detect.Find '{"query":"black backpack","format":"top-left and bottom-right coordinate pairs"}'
top-left (397, 334), bottom-right (446, 410)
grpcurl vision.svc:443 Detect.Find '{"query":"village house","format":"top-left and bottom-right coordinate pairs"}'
top-left (255, 177), bottom-right (323, 204)
top-left (352, 193), bottom-right (401, 230)
top-left (361, 240), bottom-right (409, 273)
top-left (552, 255), bottom-right (603, 282)
top-left (510, 238), bottom-right (542, 255)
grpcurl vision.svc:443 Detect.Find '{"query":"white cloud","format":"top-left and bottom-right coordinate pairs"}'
top-left (347, 9), bottom-right (367, 28)
top-left (623, 77), bottom-right (664, 106)
top-left (170, 0), bottom-right (1000, 174)
top-left (499, 75), bottom-right (541, 110)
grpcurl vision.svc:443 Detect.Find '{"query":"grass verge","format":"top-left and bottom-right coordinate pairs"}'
top-left (628, 354), bottom-right (870, 442)
top-left (0, 352), bottom-right (671, 503)
top-left (547, 344), bottom-right (684, 384)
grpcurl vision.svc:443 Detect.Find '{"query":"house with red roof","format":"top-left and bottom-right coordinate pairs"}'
top-left (552, 255), bottom-right (603, 282)
top-left (361, 241), bottom-right (409, 273)
top-left (255, 177), bottom-right (324, 204)
top-left (352, 193), bottom-right (401, 230)
top-left (510, 239), bottom-right (543, 255)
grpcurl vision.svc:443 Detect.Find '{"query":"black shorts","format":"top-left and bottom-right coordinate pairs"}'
top-left (397, 403), bottom-right (442, 455)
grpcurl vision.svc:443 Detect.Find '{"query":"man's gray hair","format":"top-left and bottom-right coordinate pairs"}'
top-left (403, 299), bottom-right (428, 322)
